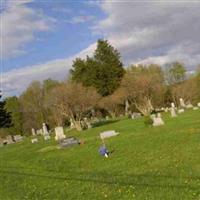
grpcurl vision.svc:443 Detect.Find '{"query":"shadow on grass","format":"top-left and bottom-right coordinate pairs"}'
top-left (1, 168), bottom-right (200, 191)
top-left (92, 119), bottom-right (120, 128)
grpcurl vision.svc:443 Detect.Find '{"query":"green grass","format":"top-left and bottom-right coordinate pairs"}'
top-left (0, 110), bottom-right (200, 200)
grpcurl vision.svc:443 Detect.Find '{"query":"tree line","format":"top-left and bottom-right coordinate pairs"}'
top-left (1, 40), bottom-right (200, 135)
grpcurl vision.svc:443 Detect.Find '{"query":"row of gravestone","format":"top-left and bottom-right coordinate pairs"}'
top-left (31, 124), bottom-right (66, 144)
top-left (0, 135), bottom-right (23, 147)
top-left (151, 100), bottom-right (200, 127)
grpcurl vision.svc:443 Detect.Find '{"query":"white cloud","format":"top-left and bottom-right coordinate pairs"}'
top-left (66, 15), bottom-right (96, 24)
top-left (2, 43), bottom-right (96, 96)
top-left (0, 0), bottom-right (55, 58)
top-left (94, 1), bottom-right (200, 69)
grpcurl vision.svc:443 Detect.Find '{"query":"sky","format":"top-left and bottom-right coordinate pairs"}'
top-left (1, 0), bottom-right (200, 96)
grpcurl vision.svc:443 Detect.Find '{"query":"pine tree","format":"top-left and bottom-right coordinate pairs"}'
top-left (0, 93), bottom-right (12, 128)
top-left (71, 39), bottom-right (125, 96)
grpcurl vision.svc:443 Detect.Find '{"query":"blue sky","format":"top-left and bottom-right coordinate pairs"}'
top-left (3, 0), bottom-right (105, 72)
top-left (1, 0), bottom-right (200, 96)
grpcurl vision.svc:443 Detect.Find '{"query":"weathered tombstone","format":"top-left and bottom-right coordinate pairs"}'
top-left (84, 118), bottom-right (92, 129)
top-left (100, 130), bottom-right (120, 140)
top-left (153, 115), bottom-right (164, 126)
top-left (105, 116), bottom-right (109, 120)
top-left (170, 107), bottom-right (177, 117)
top-left (55, 126), bottom-right (66, 141)
top-left (31, 138), bottom-right (38, 144)
top-left (197, 102), bottom-right (200, 107)
top-left (59, 137), bottom-right (79, 148)
top-left (44, 135), bottom-right (51, 140)
top-left (70, 118), bottom-right (75, 129)
top-left (13, 135), bottom-right (23, 143)
top-left (186, 103), bottom-right (193, 109)
top-left (157, 113), bottom-right (162, 118)
top-left (193, 107), bottom-right (199, 110)
top-left (178, 109), bottom-right (185, 114)
top-left (131, 112), bottom-right (142, 119)
top-left (164, 107), bottom-right (169, 113)
top-left (179, 98), bottom-right (186, 108)
top-left (42, 123), bottom-right (49, 135)
top-left (32, 128), bottom-right (36, 136)
top-left (4, 135), bottom-right (14, 144)
top-left (36, 129), bottom-right (43, 135)
top-left (171, 102), bottom-right (175, 108)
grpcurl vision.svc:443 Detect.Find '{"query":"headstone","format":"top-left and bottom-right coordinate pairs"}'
top-left (36, 129), bottom-right (43, 135)
top-left (178, 109), bottom-right (185, 114)
top-left (31, 128), bottom-right (36, 136)
top-left (153, 115), bottom-right (164, 126)
top-left (55, 126), bottom-right (66, 141)
top-left (31, 138), bottom-right (38, 143)
top-left (84, 118), bottom-right (92, 129)
top-left (59, 137), bottom-right (79, 148)
top-left (197, 102), bottom-right (200, 107)
top-left (164, 107), bottom-right (169, 113)
top-left (186, 103), bottom-right (193, 109)
top-left (42, 123), bottom-right (49, 135)
top-left (105, 116), bottom-right (109, 120)
top-left (100, 130), bottom-right (120, 140)
top-left (157, 113), bottom-right (162, 118)
top-left (193, 107), bottom-right (199, 110)
top-left (131, 112), bottom-right (142, 119)
top-left (70, 118), bottom-right (75, 129)
top-left (171, 102), bottom-right (175, 108)
top-left (170, 107), bottom-right (177, 117)
top-left (13, 135), bottom-right (23, 142)
top-left (179, 98), bottom-right (186, 107)
top-left (44, 135), bottom-right (51, 140)
top-left (4, 135), bottom-right (14, 144)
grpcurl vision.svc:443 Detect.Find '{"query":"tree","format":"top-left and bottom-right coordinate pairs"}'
top-left (5, 96), bottom-right (23, 135)
top-left (0, 93), bottom-right (12, 128)
top-left (172, 76), bottom-right (199, 105)
top-left (19, 81), bottom-right (46, 133)
top-left (118, 64), bottom-right (165, 116)
top-left (71, 39), bottom-right (125, 96)
top-left (48, 82), bottom-right (100, 131)
top-left (165, 62), bottom-right (186, 85)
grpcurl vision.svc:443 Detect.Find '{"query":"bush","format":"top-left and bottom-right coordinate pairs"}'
top-left (144, 116), bottom-right (153, 126)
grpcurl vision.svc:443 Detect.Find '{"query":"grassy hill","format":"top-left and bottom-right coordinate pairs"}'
top-left (0, 110), bottom-right (200, 200)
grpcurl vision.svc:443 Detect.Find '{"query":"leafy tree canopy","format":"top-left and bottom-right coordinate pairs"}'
top-left (71, 39), bottom-right (125, 96)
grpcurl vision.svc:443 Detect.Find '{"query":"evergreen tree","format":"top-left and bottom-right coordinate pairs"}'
top-left (71, 39), bottom-right (125, 96)
top-left (0, 93), bottom-right (12, 128)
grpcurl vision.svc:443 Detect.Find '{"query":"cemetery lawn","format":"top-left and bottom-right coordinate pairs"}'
top-left (1, 110), bottom-right (200, 200)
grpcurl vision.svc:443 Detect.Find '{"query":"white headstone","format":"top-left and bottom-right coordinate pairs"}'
top-left (42, 123), bottom-right (49, 135)
top-left (100, 130), bottom-right (119, 140)
top-left (178, 109), bottom-right (185, 114)
top-left (36, 129), bottom-right (43, 135)
top-left (44, 135), bottom-right (51, 140)
top-left (153, 116), bottom-right (164, 126)
top-left (70, 119), bottom-right (75, 129)
top-left (186, 103), bottom-right (193, 109)
top-left (31, 138), bottom-right (38, 143)
top-left (197, 102), bottom-right (200, 107)
top-left (171, 102), bottom-right (175, 108)
top-left (179, 98), bottom-right (186, 107)
top-left (55, 126), bottom-right (66, 141)
top-left (170, 107), bottom-right (177, 117)
top-left (14, 135), bottom-right (23, 142)
top-left (164, 107), bottom-right (169, 113)
top-left (31, 128), bottom-right (36, 136)
top-left (193, 107), bottom-right (199, 110)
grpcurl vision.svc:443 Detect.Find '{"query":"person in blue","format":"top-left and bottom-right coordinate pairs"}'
top-left (99, 144), bottom-right (109, 158)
